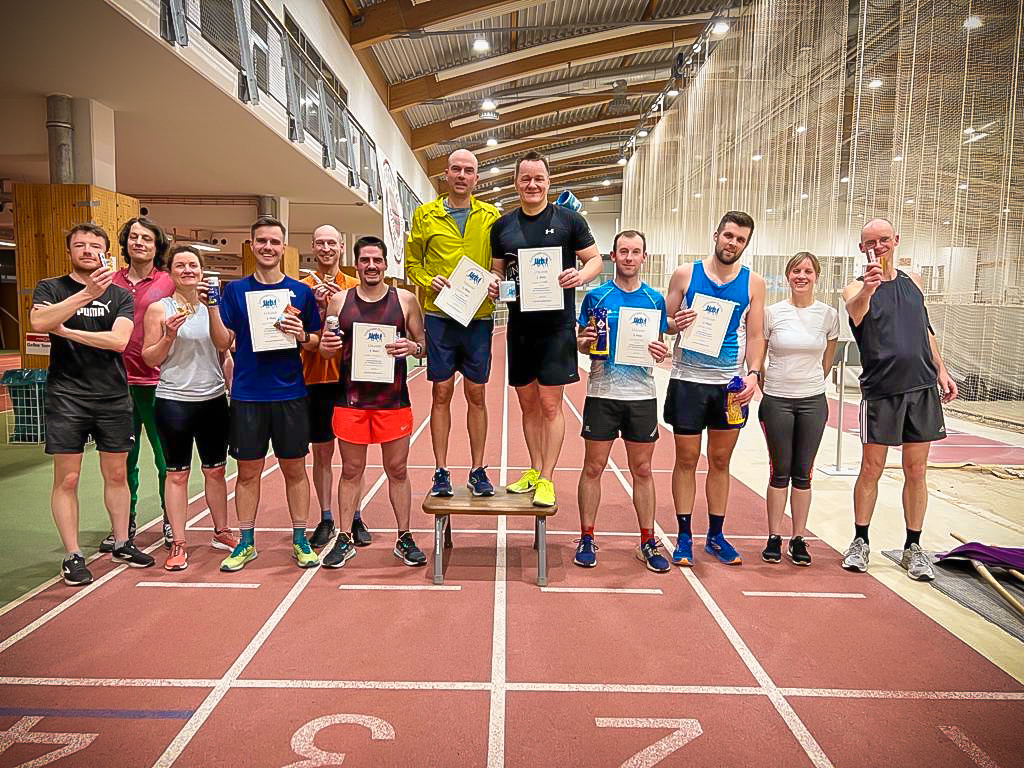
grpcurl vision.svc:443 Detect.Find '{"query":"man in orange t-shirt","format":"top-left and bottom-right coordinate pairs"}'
top-left (302, 224), bottom-right (359, 549)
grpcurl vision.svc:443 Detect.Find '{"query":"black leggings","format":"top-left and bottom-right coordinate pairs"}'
top-left (758, 393), bottom-right (828, 490)
top-left (154, 395), bottom-right (229, 472)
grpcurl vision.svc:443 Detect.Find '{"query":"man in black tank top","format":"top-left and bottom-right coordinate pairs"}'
top-left (319, 236), bottom-right (429, 569)
top-left (840, 218), bottom-right (958, 582)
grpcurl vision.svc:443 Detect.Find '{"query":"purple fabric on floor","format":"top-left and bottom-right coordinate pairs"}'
top-left (938, 543), bottom-right (1024, 571)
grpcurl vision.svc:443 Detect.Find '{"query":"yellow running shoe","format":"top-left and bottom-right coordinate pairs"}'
top-left (220, 543), bottom-right (258, 572)
top-left (532, 477), bottom-right (556, 507)
top-left (293, 540), bottom-right (320, 568)
top-left (507, 468), bottom-right (540, 494)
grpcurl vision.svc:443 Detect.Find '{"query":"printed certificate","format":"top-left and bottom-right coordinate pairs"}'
top-left (245, 289), bottom-right (296, 352)
top-left (517, 247), bottom-right (563, 312)
top-left (614, 307), bottom-right (662, 367)
top-left (434, 256), bottom-right (491, 327)
top-left (351, 322), bottom-right (396, 383)
top-left (680, 293), bottom-right (736, 358)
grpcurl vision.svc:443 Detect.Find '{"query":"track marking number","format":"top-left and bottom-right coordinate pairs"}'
top-left (0, 716), bottom-right (98, 767)
top-left (595, 717), bottom-right (703, 768)
top-left (283, 714), bottom-right (395, 767)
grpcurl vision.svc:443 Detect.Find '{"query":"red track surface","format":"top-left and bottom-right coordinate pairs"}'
top-left (1, 331), bottom-right (1022, 767)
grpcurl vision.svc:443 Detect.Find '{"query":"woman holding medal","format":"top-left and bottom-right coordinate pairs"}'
top-left (757, 252), bottom-right (838, 566)
top-left (143, 245), bottom-right (237, 570)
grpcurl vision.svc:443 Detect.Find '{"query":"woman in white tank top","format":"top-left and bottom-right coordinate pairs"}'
top-left (142, 246), bottom-right (236, 571)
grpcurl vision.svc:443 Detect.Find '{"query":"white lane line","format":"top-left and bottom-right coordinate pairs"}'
top-left (540, 587), bottom-right (663, 595)
top-left (781, 688), bottom-right (1024, 701)
top-left (939, 725), bottom-right (1004, 767)
top-left (0, 478), bottom-right (231, 619)
top-left (506, 682), bottom-right (764, 695)
top-left (232, 679), bottom-right (491, 691)
top-left (0, 676), bottom-right (218, 688)
top-left (136, 582), bottom-right (261, 590)
top-left (565, 380), bottom-right (834, 768)
top-left (337, 585), bottom-right (461, 592)
top-left (153, 385), bottom-right (436, 767)
top-left (741, 591), bottom-right (866, 599)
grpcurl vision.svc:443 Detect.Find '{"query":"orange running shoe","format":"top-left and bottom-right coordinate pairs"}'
top-left (211, 528), bottom-right (239, 551)
top-left (164, 541), bottom-right (188, 571)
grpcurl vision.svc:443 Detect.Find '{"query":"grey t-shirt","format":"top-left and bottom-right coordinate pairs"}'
top-left (444, 200), bottom-right (470, 237)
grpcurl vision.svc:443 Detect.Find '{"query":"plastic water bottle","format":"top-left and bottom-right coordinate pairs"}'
top-left (725, 375), bottom-right (747, 425)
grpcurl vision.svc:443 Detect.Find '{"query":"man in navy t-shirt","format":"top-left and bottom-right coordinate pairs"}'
top-left (203, 216), bottom-right (322, 572)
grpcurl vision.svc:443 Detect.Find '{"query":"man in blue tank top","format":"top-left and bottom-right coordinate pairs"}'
top-left (664, 211), bottom-right (766, 567)
top-left (840, 218), bottom-right (957, 581)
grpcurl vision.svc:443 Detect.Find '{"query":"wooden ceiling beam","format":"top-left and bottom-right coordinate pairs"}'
top-left (622, 0), bottom-right (661, 68)
top-left (350, 0), bottom-right (536, 50)
top-left (390, 24), bottom-right (701, 112)
top-left (476, 166), bottom-right (622, 200)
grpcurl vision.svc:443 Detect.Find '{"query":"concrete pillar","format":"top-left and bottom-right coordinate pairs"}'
top-left (72, 99), bottom-right (116, 190)
top-left (46, 94), bottom-right (74, 184)
top-left (257, 196), bottom-right (289, 234)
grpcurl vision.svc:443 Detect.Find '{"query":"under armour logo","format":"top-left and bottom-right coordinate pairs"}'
top-left (545, 228), bottom-right (555, 235)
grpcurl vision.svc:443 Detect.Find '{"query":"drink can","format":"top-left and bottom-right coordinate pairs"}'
top-left (206, 274), bottom-right (221, 306)
top-left (725, 375), bottom-right (747, 425)
top-left (498, 280), bottom-right (517, 302)
top-left (97, 252), bottom-right (111, 271)
top-left (588, 307), bottom-right (609, 358)
top-left (325, 315), bottom-right (340, 336)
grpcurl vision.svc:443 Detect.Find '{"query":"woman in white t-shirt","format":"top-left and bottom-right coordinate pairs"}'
top-left (757, 252), bottom-right (839, 566)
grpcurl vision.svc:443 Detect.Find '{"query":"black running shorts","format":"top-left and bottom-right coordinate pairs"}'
top-left (663, 378), bottom-right (747, 435)
top-left (44, 390), bottom-right (134, 454)
top-left (860, 386), bottom-right (946, 446)
top-left (307, 383), bottom-right (339, 444)
top-left (581, 397), bottom-right (659, 443)
top-left (507, 322), bottom-right (580, 388)
top-left (229, 397), bottom-right (310, 461)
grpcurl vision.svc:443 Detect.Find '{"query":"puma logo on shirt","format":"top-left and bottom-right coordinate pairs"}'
top-left (77, 299), bottom-right (112, 318)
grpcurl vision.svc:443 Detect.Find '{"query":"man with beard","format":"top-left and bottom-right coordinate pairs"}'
top-left (318, 236), bottom-right (428, 569)
top-left (301, 225), bottom-right (362, 549)
top-left (406, 149), bottom-right (500, 501)
top-left (663, 211), bottom-right (766, 567)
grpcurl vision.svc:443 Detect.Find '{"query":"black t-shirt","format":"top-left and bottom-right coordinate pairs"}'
top-left (850, 270), bottom-right (938, 400)
top-left (490, 204), bottom-right (596, 330)
top-left (32, 276), bottom-right (134, 399)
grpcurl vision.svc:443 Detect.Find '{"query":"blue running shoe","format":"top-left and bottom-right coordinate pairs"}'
top-left (430, 467), bottom-right (453, 497)
top-left (672, 533), bottom-right (694, 566)
top-left (637, 539), bottom-right (671, 573)
top-left (573, 535), bottom-right (598, 567)
top-left (467, 467), bottom-right (495, 497)
top-left (705, 533), bottom-right (742, 565)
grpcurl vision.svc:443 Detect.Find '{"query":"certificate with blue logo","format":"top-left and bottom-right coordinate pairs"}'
top-left (245, 289), bottom-right (296, 352)
top-left (434, 256), bottom-right (491, 327)
top-left (614, 307), bottom-right (661, 367)
top-left (351, 322), bottom-right (396, 383)
top-left (517, 247), bottom-right (563, 312)
top-left (680, 293), bottom-right (735, 358)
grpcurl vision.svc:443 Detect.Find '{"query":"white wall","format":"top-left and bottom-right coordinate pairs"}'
top-left (583, 197), bottom-right (622, 254)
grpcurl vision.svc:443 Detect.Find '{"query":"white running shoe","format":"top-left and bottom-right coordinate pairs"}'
top-left (841, 537), bottom-right (870, 572)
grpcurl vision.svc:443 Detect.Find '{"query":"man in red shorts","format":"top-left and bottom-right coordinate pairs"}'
top-left (318, 236), bottom-right (428, 568)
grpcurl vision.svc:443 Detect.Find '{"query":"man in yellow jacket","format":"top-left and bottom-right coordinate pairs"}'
top-left (406, 148), bottom-right (500, 498)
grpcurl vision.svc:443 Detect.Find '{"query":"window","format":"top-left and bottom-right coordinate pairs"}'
top-left (284, 11), bottom-right (347, 104)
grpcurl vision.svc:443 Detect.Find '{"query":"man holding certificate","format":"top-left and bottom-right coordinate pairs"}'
top-left (663, 211), bottom-right (766, 568)
top-left (204, 216), bottom-right (323, 572)
top-left (318, 236), bottom-right (429, 570)
top-left (490, 151), bottom-right (602, 508)
top-left (573, 231), bottom-right (671, 573)
top-left (405, 149), bottom-right (500, 500)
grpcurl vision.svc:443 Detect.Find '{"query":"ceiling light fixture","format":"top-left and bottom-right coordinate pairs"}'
top-left (0, 239), bottom-right (15, 248)
top-left (490, 166), bottom-right (501, 174)
top-left (617, 156), bottom-right (627, 166)
top-left (486, 137), bottom-right (498, 147)
top-left (943, 220), bottom-right (951, 225)
top-left (479, 110), bottom-right (499, 121)
top-left (958, 182), bottom-right (968, 190)
top-left (893, 155), bottom-right (903, 162)
top-left (964, 15), bottom-right (983, 30)
top-left (592, 196), bottom-right (599, 202)
top-left (473, 38), bottom-right (490, 53)
top-left (840, 176), bottom-right (850, 183)
top-left (481, 98), bottom-right (497, 111)
top-left (711, 21), bottom-right (730, 36)
top-left (602, 180), bottom-right (612, 187)
top-left (765, 208), bottom-right (773, 213)
top-left (638, 129), bottom-right (649, 138)
top-left (905, 198), bottom-right (914, 204)
top-left (868, 78), bottom-right (883, 89)
top-left (752, 153), bottom-right (763, 161)
top-left (719, 176), bottom-right (727, 183)
top-left (667, 86), bottom-right (680, 97)
top-left (582, 210), bottom-right (589, 216)
top-left (671, 207), bottom-right (678, 213)
top-left (189, 242), bottom-right (221, 253)
top-left (795, 125), bottom-right (806, 133)
top-left (800, 193), bottom-right (809, 199)
top-left (694, 192), bottom-right (702, 198)
top-left (492, 186), bottom-right (502, 192)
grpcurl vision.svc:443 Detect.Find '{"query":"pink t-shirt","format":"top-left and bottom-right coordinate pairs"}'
top-left (112, 267), bottom-right (175, 386)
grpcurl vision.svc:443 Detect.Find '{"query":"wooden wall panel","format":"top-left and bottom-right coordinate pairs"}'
top-left (241, 242), bottom-right (301, 280)
top-left (13, 184), bottom-right (139, 369)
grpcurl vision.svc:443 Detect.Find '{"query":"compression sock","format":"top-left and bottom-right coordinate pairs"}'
top-left (676, 514), bottom-right (692, 537)
top-left (239, 522), bottom-right (255, 548)
top-left (904, 528), bottom-right (922, 549)
top-left (855, 523), bottom-right (870, 545)
top-left (707, 514), bottom-right (725, 538)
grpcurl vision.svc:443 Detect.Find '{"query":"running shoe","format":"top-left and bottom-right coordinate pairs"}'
top-left (705, 533), bottom-right (742, 565)
top-left (672, 533), bottom-right (694, 567)
top-left (164, 542), bottom-right (188, 571)
top-left (61, 554), bottom-right (93, 586)
top-left (900, 543), bottom-right (935, 581)
top-left (841, 537), bottom-right (870, 573)
top-left (394, 532), bottom-right (427, 566)
top-left (351, 517), bottom-right (373, 547)
top-left (293, 539), bottom-right (320, 568)
top-left (467, 467), bottom-right (495, 497)
top-left (99, 518), bottom-right (136, 553)
top-left (309, 520), bottom-right (336, 549)
top-left (162, 520), bottom-right (174, 550)
top-left (637, 539), bottom-right (671, 573)
top-left (532, 477), bottom-right (556, 508)
top-left (220, 543), bottom-right (258, 572)
top-left (787, 536), bottom-right (812, 567)
top-left (573, 535), bottom-right (598, 568)
top-left (112, 541), bottom-right (156, 568)
top-left (323, 532), bottom-right (357, 568)
top-left (762, 535), bottom-right (782, 563)
top-left (211, 528), bottom-right (239, 551)
top-left (506, 468), bottom-right (540, 494)
top-left (430, 467), bottom-right (453, 497)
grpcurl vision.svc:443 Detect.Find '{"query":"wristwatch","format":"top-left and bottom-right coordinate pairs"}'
top-left (414, 342), bottom-right (423, 357)
top-left (301, 331), bottom-right (310, 344)
top-left (748, 369), bottom-right (763, 382)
